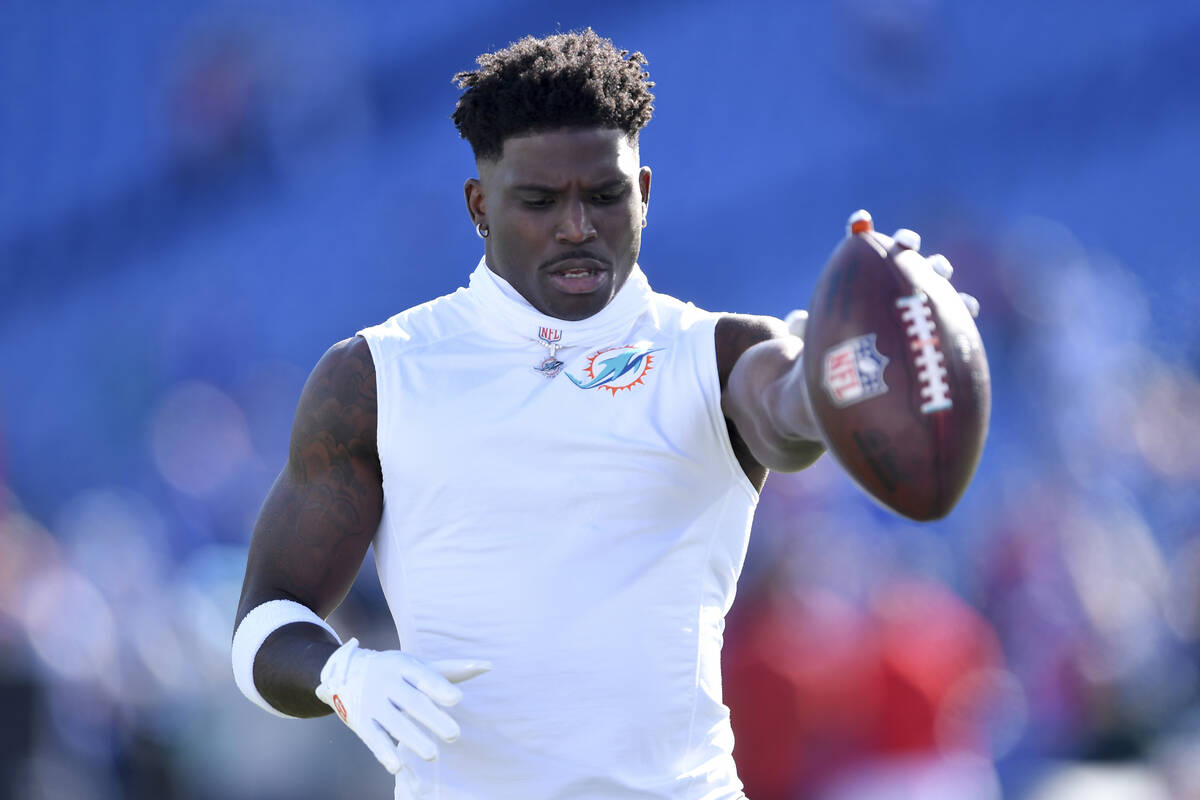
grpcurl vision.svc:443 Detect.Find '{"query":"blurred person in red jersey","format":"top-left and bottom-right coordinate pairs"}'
top-left (724, 574), bottom-right (1006, 799)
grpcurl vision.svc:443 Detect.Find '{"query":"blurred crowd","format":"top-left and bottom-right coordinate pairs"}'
top-left (2, 2), bottom-right (1198, 798)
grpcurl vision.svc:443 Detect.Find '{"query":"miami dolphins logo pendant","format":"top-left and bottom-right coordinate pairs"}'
top-left (535, 356), bottom-right (564, 377)
top-left (533, 326), bottom-right (565, 378)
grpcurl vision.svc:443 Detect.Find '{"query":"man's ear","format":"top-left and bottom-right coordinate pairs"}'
top-left (464, 177), bottom-right (485, 226)
top-left (638, 166), bottom-right (652, 219)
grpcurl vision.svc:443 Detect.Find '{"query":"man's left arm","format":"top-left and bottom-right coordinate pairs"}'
top-left (718, 226), bottom-right (978, 483)
top-left (717, 314), bottom-right (826, 482)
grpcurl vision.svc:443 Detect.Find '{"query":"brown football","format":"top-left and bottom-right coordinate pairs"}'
top-left (802, 215), bottom-right (990, 521)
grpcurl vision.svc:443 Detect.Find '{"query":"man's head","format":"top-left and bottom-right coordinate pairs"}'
top-left (453, 30), bottom-right (656, 320)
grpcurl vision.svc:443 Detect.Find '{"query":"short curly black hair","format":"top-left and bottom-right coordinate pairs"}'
top-left (452, 28), bottom-right (655, 162)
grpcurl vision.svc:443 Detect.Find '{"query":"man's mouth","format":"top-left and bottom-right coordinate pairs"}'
top-left (546, 258), bottom-right (609, 295)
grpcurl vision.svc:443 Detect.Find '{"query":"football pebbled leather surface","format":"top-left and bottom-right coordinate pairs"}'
top-left (803, 229), bottom-right (990, 520)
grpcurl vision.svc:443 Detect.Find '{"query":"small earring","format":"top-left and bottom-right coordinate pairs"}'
top-left (641, 216), bottom-right (647, 229)
top-left (475, 222), bottom-right (489, 239)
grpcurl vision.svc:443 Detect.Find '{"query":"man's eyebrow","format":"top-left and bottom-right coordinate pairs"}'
top-left (512, 183), bottom-right (560, 193)
top-left (589, 178), bottom-right (631, 191)
top-left (512, 177), bottom-right (630, 193)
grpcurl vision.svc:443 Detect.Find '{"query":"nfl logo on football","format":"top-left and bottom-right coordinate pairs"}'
top-left (822, 333), bottom-right (889, 407)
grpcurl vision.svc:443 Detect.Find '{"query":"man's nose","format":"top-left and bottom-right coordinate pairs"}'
top-left (555, 199), bottom-right (597, 244)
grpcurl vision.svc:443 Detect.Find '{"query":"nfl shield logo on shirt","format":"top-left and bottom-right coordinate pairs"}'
top-left (822, 333), bottom-right (889, 407)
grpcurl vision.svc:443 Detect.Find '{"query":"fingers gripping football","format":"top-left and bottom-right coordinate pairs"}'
top-left (315, 638), bottom-right (492, 773)
top-left (922, 253), bottom-right (978, 319)
top-left (784, 217), bottom-right (978, 347)
top-left (851, 211), bottom-right (980, 319)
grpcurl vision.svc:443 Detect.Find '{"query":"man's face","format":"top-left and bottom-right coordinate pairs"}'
top-left (466, 127), bottom-right (651, 321)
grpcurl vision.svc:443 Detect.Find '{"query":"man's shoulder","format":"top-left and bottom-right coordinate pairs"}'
top-left (715, 312), bottom-right (787, 342)
top-left (639, 289), bottom-right (787, 389)
top-left (358, 286), bottom-right (479, 351)
top-left (713, 313), bottom-right (788, 389)
top-left (647, 291), bottom-right (780, 333)
top-left (646, 289), bottom-right (724, 331)
top-left (647, 290), bottom-right (781, 341)
top-left (299, 335), bottom-right (379, 430)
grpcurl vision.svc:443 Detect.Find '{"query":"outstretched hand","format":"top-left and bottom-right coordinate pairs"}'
top-left (782, 219), bottom-right (979, 345)
top-left (315, 638), bottom-right (492, 774)
top-left (873, 221), bottom-right (981, 319)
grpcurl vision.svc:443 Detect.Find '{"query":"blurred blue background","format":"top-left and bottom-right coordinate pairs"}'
top-left (2, 2), bottom-right (1199, 798)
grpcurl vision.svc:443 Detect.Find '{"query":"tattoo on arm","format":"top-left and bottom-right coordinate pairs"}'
top-left (716, 315), bottom-right (788, 491)
top-left (278, 340), bottom-right (382, 606)
top-left (235, 336), bottom-right (384, 716)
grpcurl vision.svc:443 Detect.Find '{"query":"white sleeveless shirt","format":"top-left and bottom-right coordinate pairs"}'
top-left (358, 259), bottom-right (758, 800)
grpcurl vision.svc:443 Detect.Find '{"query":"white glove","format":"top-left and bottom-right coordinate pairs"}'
top-left (784, 308), bottom-right (808, 339)
top-left (315, 638), bottom-right (491, 773)
top-left (893, 228), bottom-right (980, 319)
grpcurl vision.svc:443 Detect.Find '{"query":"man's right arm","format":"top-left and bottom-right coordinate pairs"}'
top-left (234, 335), bottom-right (383, 718)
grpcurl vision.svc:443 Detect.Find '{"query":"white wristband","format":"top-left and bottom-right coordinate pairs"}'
top-left (231, 599), bottom-right (342, 719)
